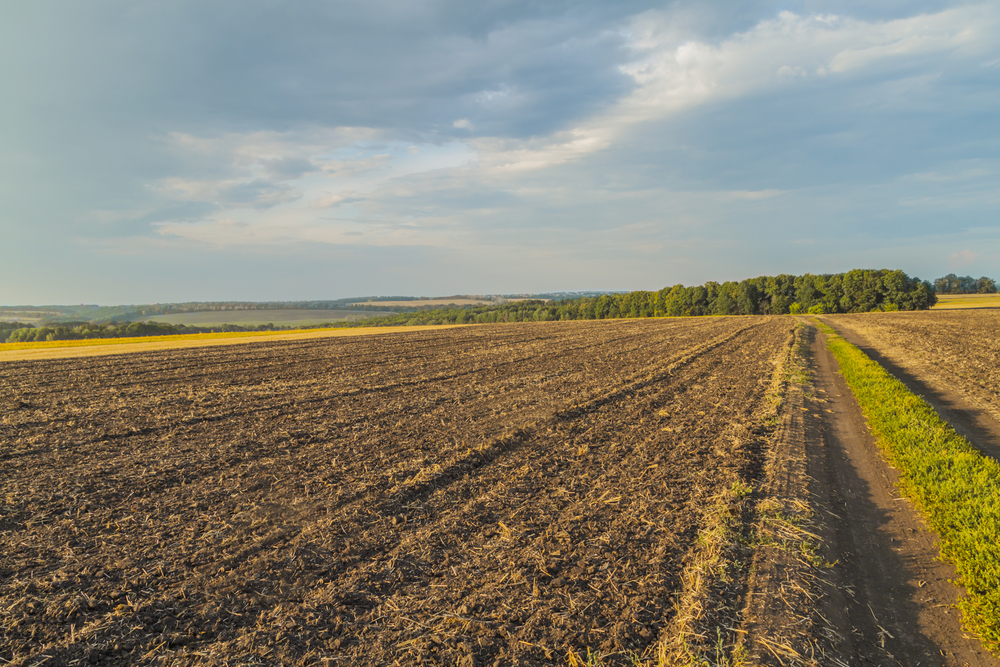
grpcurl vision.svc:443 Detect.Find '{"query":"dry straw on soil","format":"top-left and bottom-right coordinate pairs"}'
top-left (2, 318), bottom-right (815, 666)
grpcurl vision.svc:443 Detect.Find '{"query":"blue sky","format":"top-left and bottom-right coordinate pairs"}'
top-left (2, 1), bottom-right (998, 303)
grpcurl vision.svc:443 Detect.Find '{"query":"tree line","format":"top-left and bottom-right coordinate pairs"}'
top-left (338, 269), bottom-right (935, 327)
top-left (0, 269), bottom-right (943, 344)
top-left (933, 274), bottom-right (997, 294)
top-left (1, 321), bottom-right (287, 344)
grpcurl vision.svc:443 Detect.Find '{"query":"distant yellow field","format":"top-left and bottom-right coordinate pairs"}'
top-left (931, 293), bottom-right (1000, 309)
top-left (0, 324), bottom-right (468, 362)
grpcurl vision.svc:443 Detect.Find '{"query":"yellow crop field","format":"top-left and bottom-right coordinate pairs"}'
top-left (0, 325), bottom-right (467, 362)
top-left (931, 293), bottom-right (1000, 309)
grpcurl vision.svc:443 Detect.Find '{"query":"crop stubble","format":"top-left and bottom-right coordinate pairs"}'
top-left (0, 318), bottom-right (793, 666)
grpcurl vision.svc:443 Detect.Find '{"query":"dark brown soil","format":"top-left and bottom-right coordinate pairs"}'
top-left (0, 318), bottom-right (793, 666)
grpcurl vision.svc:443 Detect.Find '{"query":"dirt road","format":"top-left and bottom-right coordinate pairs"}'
top-left (804, 322), bottom-right (998, 666)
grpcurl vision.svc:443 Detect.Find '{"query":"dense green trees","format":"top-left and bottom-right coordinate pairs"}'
top-left (638, 269), bottom-right (933, 317)
top-left (332, 269), bottom-right (935, 328)
top-left (0, 322), bottom-right (32, 342)
top-left (933, 274), bottom-right (997, 294)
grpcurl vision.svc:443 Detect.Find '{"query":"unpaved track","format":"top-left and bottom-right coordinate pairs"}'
top-left (805, 323), bottom-right (999, 666)
top-left (0, 318), bottom-right (792, 666)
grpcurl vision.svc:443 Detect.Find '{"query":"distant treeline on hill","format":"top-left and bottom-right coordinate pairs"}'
top-left (0, 269), bottom-right (947, 344)
top-left (933, 274), bottom-right (997, 294)
top-left (15, 298), bottom-right (422, 323)
top-left (5, 293), bottom-right (611, 324)
top-left (341, 269), bottom-right (936, 327)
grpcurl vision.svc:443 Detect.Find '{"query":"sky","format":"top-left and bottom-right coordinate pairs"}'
top-left (2, 1), bottom-right (998, 304)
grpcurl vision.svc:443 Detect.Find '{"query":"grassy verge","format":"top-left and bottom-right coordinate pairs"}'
top-left (815, 319), bottom-right (1000, 653)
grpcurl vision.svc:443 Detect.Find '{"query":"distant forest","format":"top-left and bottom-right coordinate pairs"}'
top-left (933, 273), bottom-right (997, 294)
top-left (1, 269), bottom-right (955, 344)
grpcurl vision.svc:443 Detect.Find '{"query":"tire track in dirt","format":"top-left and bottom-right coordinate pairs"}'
top-left (15, 320), bottom-right (721, 409)
top-left (2, 320), bottom-right (737, 514)
top-left (126, 320), bottom-right (767, 631)
top-left (2, 320), bottom-right (723, 450)
top-left (3, 318), bottom-right (703, 396)
top-left (373, 320), bottom-right (762, 514)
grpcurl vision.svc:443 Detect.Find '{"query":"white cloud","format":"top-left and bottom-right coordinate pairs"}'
top-left (469, 5), bottom-right (1000, 173)
top-left (949, 249), bottom-right (979, 267)
top-left (150, 128), bottom-right (385, 211)
top-left (160, 127), bottom-right (383, 161)
top-left (777, 65), bottom-right (808, 78)
top-left (154, 210), bottom-right (456, 249)
top-left (308, 193), bottom-right (351, 209)
top-left (319, 154), bottom-right (393, 177)
top-left (84, 208), bottom-right (153, 224)
top-left (154, 177), bottom-right (302, 210)
top-left (821, 13), bottom-right (982, 74)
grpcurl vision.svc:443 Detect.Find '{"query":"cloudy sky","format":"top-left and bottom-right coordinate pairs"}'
top-left (2, 1), bottom-right (998, 304)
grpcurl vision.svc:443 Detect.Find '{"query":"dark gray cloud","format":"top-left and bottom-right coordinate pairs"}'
top-left (1, 1), bottom-right (648, 138)
top-left (0, 0), bottom-right (649, 245)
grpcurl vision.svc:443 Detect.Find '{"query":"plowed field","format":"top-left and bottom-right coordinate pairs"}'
top-left (1, 318), bottom-right (793, 666)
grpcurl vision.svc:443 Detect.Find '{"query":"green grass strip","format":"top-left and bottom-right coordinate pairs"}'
top-left (814, 319), bottom-right (1000, 652)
